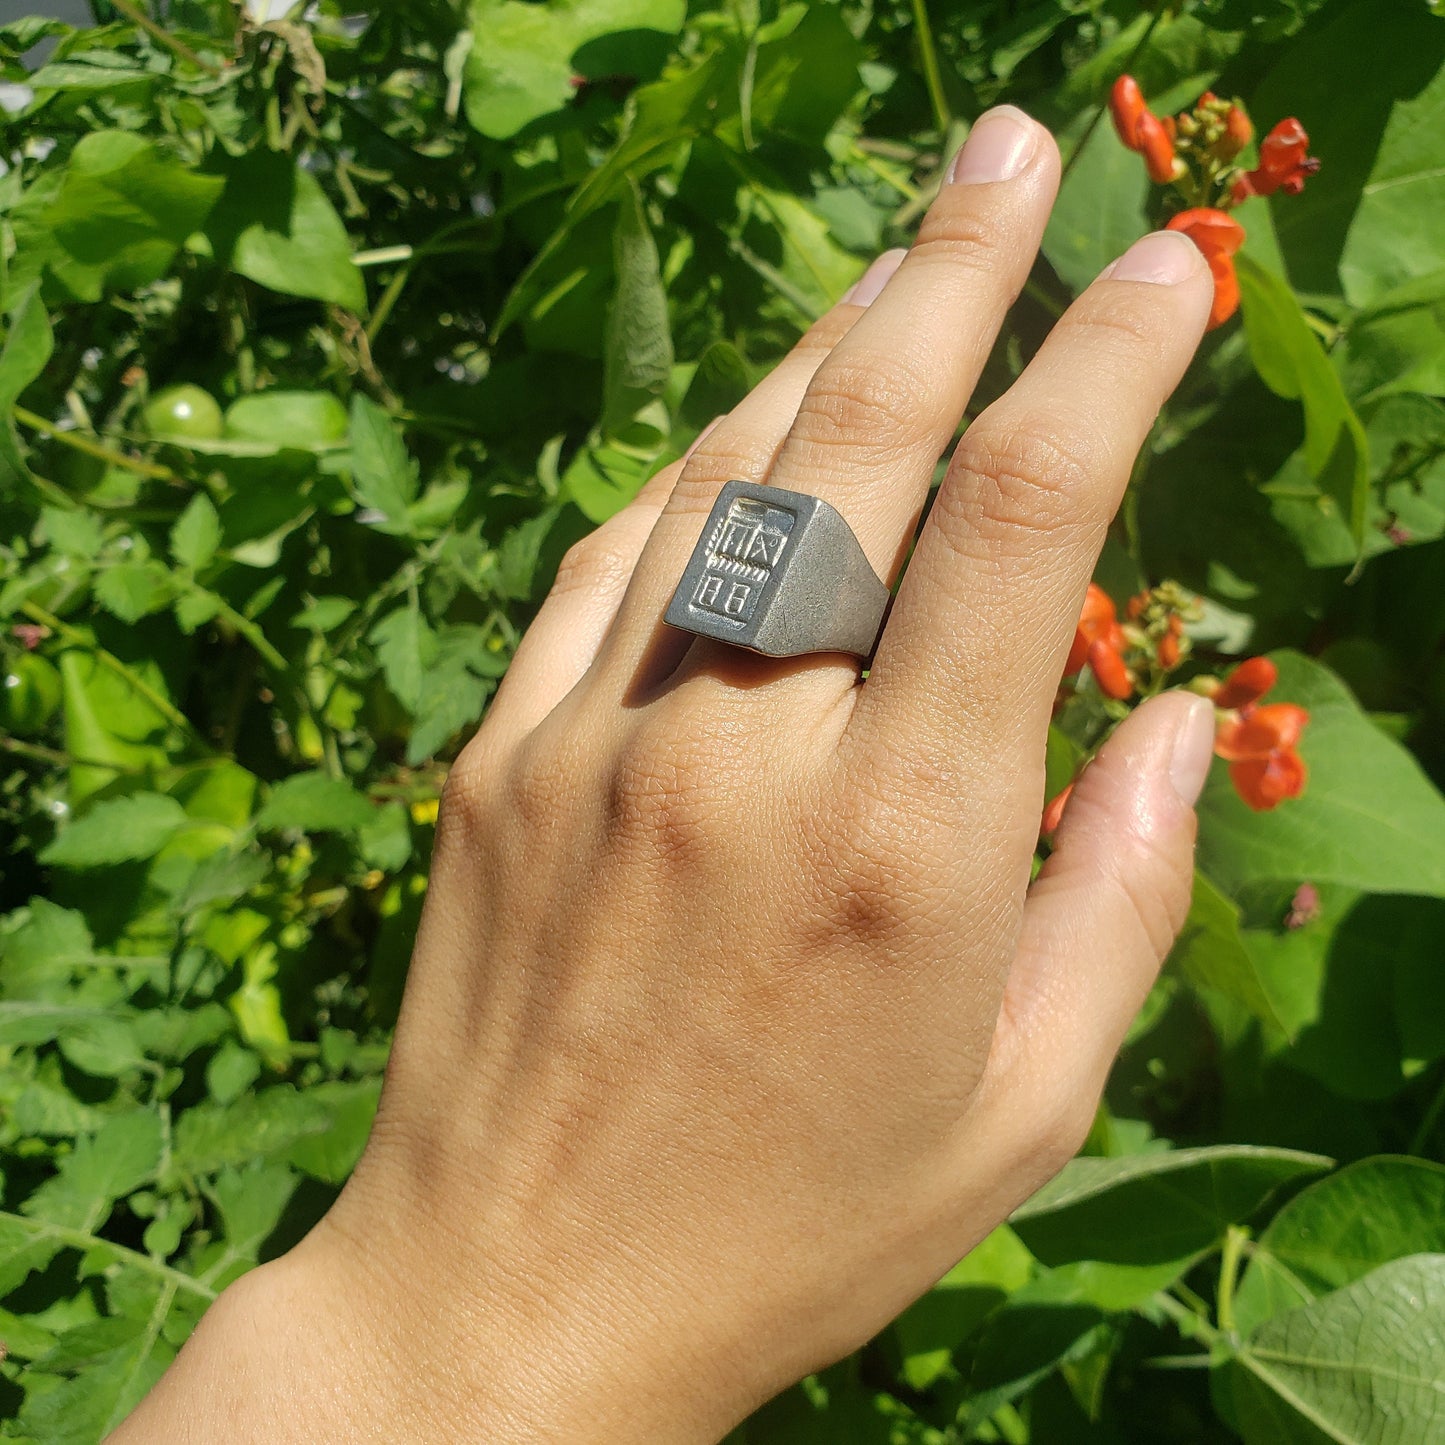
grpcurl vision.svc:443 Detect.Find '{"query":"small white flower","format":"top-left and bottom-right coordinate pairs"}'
top-left (0, 83), bottom-right (33, 114)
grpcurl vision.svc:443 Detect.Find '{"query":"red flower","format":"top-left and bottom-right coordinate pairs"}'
top-left (1110, 75), bottom-right (1182, 184)
top-left (1222, 105), bottom-right (1253, 159)
top-left (1040, 782), bottom-right (1073, 838)
top-left (1232, 118), bottom-right (1319, 201)
top-left (1215, 702), bottom-right (1309, 811)
top-left (1213, 655), bottom-right (1278, 709)
top-left (1088, 637), bottom-right (1133, 700)
top-left (1215, 701), bottom-right (1308, 761)
top-left (1158, 615), bottom-right (1184, 670)
top-left (1065, 582), bottom-right (1123, 674)
top-left (1137, 111), bottom-right (1180, 184)
top-left (1109, 75), bottom-right (1147, 148)
top-left (1165, 207), bottom-right (1245, 329)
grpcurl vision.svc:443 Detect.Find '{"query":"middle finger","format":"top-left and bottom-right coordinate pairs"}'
top-left (598, 106), bottom-right (1061, 698)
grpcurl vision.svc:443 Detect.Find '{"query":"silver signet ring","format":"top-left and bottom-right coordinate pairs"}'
top-left (663, 481), bottom-right (891, 660)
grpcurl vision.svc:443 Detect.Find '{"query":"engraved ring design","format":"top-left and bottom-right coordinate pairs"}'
top-left (663, 480), bottom-right (892, 660)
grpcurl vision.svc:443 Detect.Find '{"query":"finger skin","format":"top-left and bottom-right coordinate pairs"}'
top-left (763, 109), bottom-right (1061, 580)
top-left (587, 270), bottom-right (904, 700)
top-left (602, 108), bottom-right (1061, 699)
top-left (491, 261), bottom-right (904, 737)
top-left (978, 691), bottom-right (1215, 1132)
top-left (849, 232), bottom-right (1212, 824)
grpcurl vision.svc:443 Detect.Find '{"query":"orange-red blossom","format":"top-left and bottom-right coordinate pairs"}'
top-left (1206, 657), bottom-right (1309, 811)
top-left (1108, 78), bottom-right (1318, 332)
top-left (1109, 75), bottom-right (1182, 184)
top-left (1166, 208), bottom-right (1246, 329)
top-left (1232, 118), bottom-right (1320, 201)
top-left (1066, 583), bottom-right (1132, 699)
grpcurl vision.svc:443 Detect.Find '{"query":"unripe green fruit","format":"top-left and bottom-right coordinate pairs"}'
top-left (1, 653), bottom-right (62, 736)
top-left (143, 384), bottom-right (224, 441)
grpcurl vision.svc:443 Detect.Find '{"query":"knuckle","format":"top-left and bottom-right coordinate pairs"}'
top-left (667, 443), bottom-right (767, 514)
top-left (791, 352), bottom-right (928, 453)
top-left (816, 785), bottom-right (932, 944)
top-left (1067, 294), bottom-right (1163, 357)
top-left (604, 719), bottom-right (723, 870)
top-left (1113, 855), bottom-right (1192, 963)
top-left (910, 206), bottom-right (1006, 278)
top-left (950, 418), bottom-right (1098, 542)
top-left (497, 733), bottom-right (575, 833)
top-left (550, 529), bottom-right (627, 599)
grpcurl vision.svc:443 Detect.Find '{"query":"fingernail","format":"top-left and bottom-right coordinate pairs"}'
top-left (948, 106), bottom-right (1039, 185)
top-left (845, 248), bottom-right (907, 307)
top-left (1167, 693), bottom-right (1216, 806)
top-left (1107, 231), bottom-right (1201, 286)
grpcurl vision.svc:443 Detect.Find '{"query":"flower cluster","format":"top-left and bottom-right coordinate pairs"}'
top-left (1109, 76), bottom-right (1318, 327)
top-left (1061, 581), bottom-right (1195, 705)
top-left (1044, 591), bottom-right (1311, 835)
top-left (1199, 656), bottom-right (1309, 811)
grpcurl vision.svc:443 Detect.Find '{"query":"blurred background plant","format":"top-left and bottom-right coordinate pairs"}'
top-left (1, 1), bottom-right (1443, 1440)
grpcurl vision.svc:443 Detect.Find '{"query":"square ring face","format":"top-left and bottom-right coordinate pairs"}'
top-left (665, 486), bottom-right (803, 644)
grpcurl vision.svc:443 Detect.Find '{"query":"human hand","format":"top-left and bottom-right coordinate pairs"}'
top-left (114, 106), bottom-right (1217, 1444)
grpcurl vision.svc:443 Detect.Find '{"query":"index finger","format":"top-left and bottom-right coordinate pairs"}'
top-left (846, 230), bottom-right (1212, 815)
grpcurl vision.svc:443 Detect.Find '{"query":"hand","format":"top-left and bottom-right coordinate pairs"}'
top-left (114, 107), bottom-right (1216, 1443)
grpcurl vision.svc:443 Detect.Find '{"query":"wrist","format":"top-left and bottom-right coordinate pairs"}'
top-left (112, 1197), bottom-right (750, 1444)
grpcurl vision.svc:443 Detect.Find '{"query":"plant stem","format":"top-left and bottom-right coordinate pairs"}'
top-left (1154, 1289), bottom-right (1223, 1347)
top-left (19, 601), bottom-right (202, 741)
top-left (910, 0), bottom-right (951, 137)
top-left (352, 245), bottom-right (415, 267)
top-left (0, 735), bottom-right (148, 774)
top-left (1410, 1063), bottom-right (1445, 1155)
top-left (1062, 7), bottom-right (1164, 185)
top-left (13, 406), bottom-right (177, 482)
top-left (1217, 1224), bottom-right (1248, 1337)
top-left (109, 0), bottom-right (222, 77)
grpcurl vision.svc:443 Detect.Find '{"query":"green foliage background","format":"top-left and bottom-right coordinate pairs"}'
top-left (0, 0), bottom-right (1443, 1439)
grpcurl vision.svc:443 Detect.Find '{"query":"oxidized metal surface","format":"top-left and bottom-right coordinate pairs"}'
top-left (663, 480), bottom-right (891, 659)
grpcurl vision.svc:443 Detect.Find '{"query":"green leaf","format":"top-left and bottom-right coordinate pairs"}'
top-left (17, 130), bottom-right (223, 302)
top-left (1225, 1255), bottom-right (1445, 1445)
top-left (1170, 872), bottom-right (1285, 1030)
top-left (602, 184), bottom-right (673, 441)
top-left (1042, 113), bottom-right (1151, 297)
top-left (464, 0), bottom-right (687, 139)
top-left (893, 1226), bottom-right (1034, 1390)
top-left (169, 492), bottom-right (221, 571)
top-left (222, 391), bottom-right (349, 450)
top-left (40, 793), bottom-right (188, 868)
top-left (93, 559), bottom-right (176, 623)
top-left (347, 395), bottom-right (417, 531)
top-left (16, 1300), bottom-right (179, 1443)
top-left (1011, 1145), bottom-right (1331, 1273)
top-left (1233, 1158), bottom-right (1445, 1336)
top-left (0, 899), bottom-right (96, 995)
top-left (0, 284), bottom-right (54, 491)
top-left (203, 150), bottom-right (365, 312)
top-left (281, 1078), bottom-right (381, 1184)
top-left (1238, 888), bottom-right (1445, 1101)
top-left (22, 1110), bottom-right (164, 1233)
top-left (370, 603), bottom-right (438, 714)
top-left (255, 772), bottom-right (375, 835)
top-left (172, 1089), bottom-right (324, 1178)
top-left (1251, 0), bottom-right (1445, 308)
top-left (1196, 652), bottom-right (1445, 898)
top-left (1236, 255), bottom-right (1370, 553)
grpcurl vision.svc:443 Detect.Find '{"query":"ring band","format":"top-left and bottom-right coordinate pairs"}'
top-left (663, 481), bottom-right (891, 660)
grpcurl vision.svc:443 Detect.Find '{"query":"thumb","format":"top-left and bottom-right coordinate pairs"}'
top-left (990, 690), bottom-right (1216, 1100)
